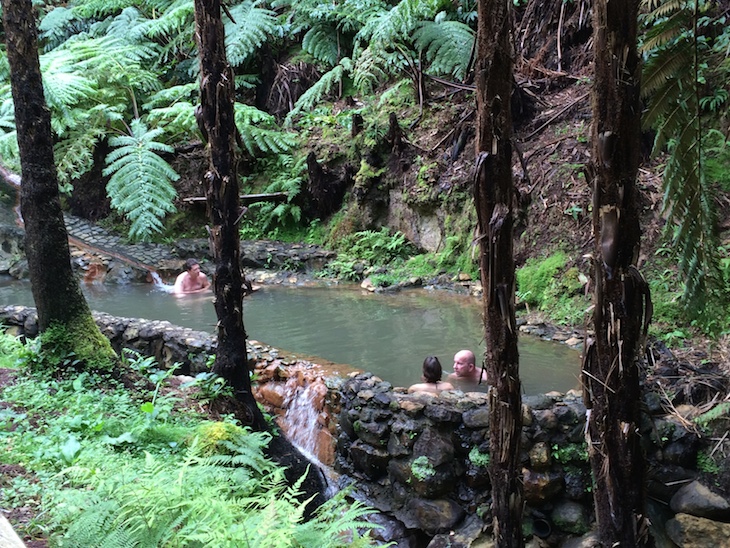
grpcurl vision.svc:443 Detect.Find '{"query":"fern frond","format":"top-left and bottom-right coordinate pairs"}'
top-left (303, 25), bottom-right (341, 67)
top-left (235, 104), bottom-right (299, 155)
top-left (286, 63), bottom-right (347, 121)
top-left (642, 41), bottom-right (693, 96)
top-left (136, 0), bottom-right (196, 64)
top-left (103, 119), bottom-right (178, 242)
top-left (71, 0), bottom-right (137, 19)
top-left (351, 48), bottom-right (389, 94)
top-left (358, 0), bottom-right (442, 47)
top-left (54, 121), bottom-right (108, 187)
top-left (413, 19), bottom-right (474, 81)
top-left (145, 101), bottom-right (198, 141)
top-left (38, 7), bottom-right (90, 51)
top-left (224, 1), bottom-right (280, 68)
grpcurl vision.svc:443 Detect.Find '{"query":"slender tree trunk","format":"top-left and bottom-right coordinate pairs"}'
top-left (583, 0), bottom-right (653, 544)
top-left (193, 0), bottom-right (267, 430)
top-left (474, 1), bottom-right (523, 546)
top-left (2, 0), bottom-right (116, 368)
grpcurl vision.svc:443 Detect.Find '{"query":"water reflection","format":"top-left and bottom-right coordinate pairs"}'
top-left (0, 277), bottom-right (581, 395)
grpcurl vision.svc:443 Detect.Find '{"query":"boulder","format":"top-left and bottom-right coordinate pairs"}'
top-left (665, 513), bottom-right (730, 547)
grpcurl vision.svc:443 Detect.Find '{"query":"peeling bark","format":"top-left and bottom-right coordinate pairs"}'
top-left (193, 0), bottom-right (266, 430)
top-left (474, 0), bottom-right (523, 546)
top-left (583, 0), bottom-right (653, 545)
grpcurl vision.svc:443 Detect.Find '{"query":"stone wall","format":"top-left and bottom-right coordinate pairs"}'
top-left (333, 373), bottom-right (730, 547)
top-left (2, 306), bottom-right (728, 547)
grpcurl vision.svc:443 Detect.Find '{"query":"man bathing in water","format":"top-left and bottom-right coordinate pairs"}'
top-left (173, 258), bottom-right (210, 294)
top-left (448, 349), bottom-right (486, 383)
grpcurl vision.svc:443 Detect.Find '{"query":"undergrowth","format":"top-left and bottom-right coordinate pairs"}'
top-left (0, 333), bottom-right (379, 546)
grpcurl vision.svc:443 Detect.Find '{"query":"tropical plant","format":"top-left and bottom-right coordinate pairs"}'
top-left (103, 119), bottom-right (179, 242)
top-left (640, 0), bottom-right (730, 325)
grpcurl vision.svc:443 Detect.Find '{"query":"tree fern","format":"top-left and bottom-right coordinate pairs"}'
top-left (224, 1), bottom-right (280, 69)
top-left (303, 25), bottom-right (341, 67)
top-left (54, 117), bottom-right (109, 190)
top-left (136, 0), bottom-right (197, 66)
top-left (38, 7), bottom-right (91, 52)
top-left (235, 103), bottom-right (299, 155)
top-left (413, 18), bottom-right (475, 81)
top-left (286, 60), bottom-right (351, 121)
top-left (640, 0), bottom-right (728, 321)
top-left (70, 0), bottom-right (139, 19)
top-left (103, 119), bottom-right (179, 242)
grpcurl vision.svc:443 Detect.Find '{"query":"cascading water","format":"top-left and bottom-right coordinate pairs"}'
top-left (149, 270), bottom-right (175, 293)
top-left (279, 375), bottom-right (339, 497)
top-left (282, 383), bottom-right (324, 463)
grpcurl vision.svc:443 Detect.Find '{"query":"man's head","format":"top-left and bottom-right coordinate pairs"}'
top-left (453, 349), bottom-right (477, 377)
top-left (184, 258), bottom-right (201, 278)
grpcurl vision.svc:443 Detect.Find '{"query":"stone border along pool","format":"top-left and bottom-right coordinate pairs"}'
top-left (2, 305), bottom-right (728, 547)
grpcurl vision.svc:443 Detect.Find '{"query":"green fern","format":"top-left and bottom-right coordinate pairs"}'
top-left (287, 60), bottom-right (351, 121)
top-left (58, 435), bottom-right (378, 547)
top-left (248, 154), bottom-right (307, 232)
top-left (70, 0), bottom-right (138, 19)
top-left (103, 119), bottom-right (179, 242)
top-left (38, 7), bottom-right (90, 51)
top-left (235, 103), bottom-right (299, 155)
top-left (136, 0), bottom-right (196, 66)
top-left (303, 25), bottom-right (341, 66)
top-left (413, 18), bottom-right (474, 81)
top-left (640, 0), bottom-right (728, 320)
top-left (224, 1), bottom-right (279, 68)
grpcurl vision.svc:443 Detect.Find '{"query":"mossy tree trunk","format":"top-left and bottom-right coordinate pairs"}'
top-left (474, 0), bottom-right (523, 546)
top-left (193, 0), bottom-right (267, 431)
top-left (2, 0), bottom-right (117, 369)
top-left (583, 0), bottom-right (653, 544)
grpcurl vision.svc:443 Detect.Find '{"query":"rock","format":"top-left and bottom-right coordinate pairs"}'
top-left (559, 531), bottom-right (601, 548)
top-left (427, 513), bottom-right (487, 547)
top-left (350, 440), bottom-right (390, 479)
top-left (411, 497), bottom-right (465, 534)
top-left (413, 428), bottom-right (454, 467)
top-left (523, 468), bottom-right (564, 504)
top-left (550, 500), bottom-right (590, 535)
top-left (670, 480), bottom-right (730, 521)
top-left (665, 513), bottom-right (730, 547)
top-left (529, 442), bottom-right (552, 470)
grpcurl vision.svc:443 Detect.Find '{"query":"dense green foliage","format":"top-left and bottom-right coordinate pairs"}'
top-left (0, 0), bottom-right (727, 339)
top-left (640, 0), bottom-right (730, 328)
top-left (0, 333), bottom-right (379, 545)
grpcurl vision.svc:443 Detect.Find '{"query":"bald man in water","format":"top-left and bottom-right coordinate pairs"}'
top-left (448, 349), bottom-right (485, 383)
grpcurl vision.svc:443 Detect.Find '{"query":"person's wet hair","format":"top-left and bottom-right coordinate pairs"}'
top-left (184, 258), bottom-right (199, 271)
top-left (422, 356), bottom-right (443, 383)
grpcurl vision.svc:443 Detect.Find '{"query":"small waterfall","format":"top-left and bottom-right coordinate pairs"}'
top-left (280, 376), bottom-right (338, 496)
top-left (282, 382), bottom-right (325, 464)
top-left (149, 270), bottom-right (175, 293)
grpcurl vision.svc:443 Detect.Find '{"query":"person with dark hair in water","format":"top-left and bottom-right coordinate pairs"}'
top-left (173, 258), bottom-right (210, 294)
top-left (408, 356), bottom-right (454, 394)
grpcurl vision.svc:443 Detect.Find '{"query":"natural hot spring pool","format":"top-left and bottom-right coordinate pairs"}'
top-left (0, 278), bottom-right (582, 395)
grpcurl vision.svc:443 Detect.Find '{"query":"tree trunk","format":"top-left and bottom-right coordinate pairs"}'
top-left (474, 1), bottom-right (523, 546)
top-left (2, 0), bottom-right (117, 368)
top-left (194, 2), bottom-right (328, 514)
top-left (583, 0), bottom-right (653, 545)
top-left (193, 0), bottom-right (267, 431)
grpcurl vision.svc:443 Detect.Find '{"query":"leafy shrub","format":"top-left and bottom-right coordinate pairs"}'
top-left (321, 228), bottom-right (416, 280)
